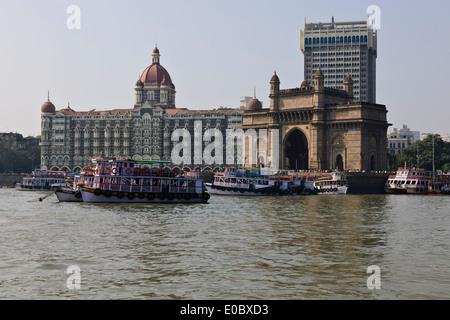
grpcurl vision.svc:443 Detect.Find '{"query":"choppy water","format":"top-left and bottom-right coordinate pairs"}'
top-left (0, 188), bottom-right (449, 300)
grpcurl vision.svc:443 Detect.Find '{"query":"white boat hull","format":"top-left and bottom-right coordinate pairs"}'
top-left (316, 185), bottom-right (348, 195)
top-left (385, 187), bottom-right (427, 194)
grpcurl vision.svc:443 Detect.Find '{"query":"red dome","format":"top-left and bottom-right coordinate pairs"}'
top-left (153, 47), bottom-right (160, 54)
top-left (135, 79), bottom-right (143, 87)
top-left (139, 63), bottom-right (174, 87)
top-left (41, 101), bottom-right (55, 113)
top-left (247, 98), bottom-right (262, 111)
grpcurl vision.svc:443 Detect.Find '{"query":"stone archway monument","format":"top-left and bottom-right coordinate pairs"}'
top-left (242, 70), bottom-right (389, 171)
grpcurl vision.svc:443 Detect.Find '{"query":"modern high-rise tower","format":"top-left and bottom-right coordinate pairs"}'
top-left (301, 17), bottom-right (377, 103)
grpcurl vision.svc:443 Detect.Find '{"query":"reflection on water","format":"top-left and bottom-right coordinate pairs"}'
top-left (0, 189), bottom-right (449, 299)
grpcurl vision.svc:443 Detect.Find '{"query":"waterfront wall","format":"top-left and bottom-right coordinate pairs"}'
top-left (345, 172), bottom-right (390, 194)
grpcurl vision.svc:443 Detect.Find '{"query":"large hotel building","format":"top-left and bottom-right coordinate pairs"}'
top-left (40, 47), bottom-right (243, 172)
top-left (301, 18), bottom-right (377, 103)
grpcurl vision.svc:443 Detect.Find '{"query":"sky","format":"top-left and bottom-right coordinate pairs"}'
top-left (0, 0), bottom-right (449, 137)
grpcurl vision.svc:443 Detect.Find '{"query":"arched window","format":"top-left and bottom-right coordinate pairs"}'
top-left (352, 36), bottom-right (356, 43)
top-left (332, 37), bottom-right (335, 44)
top-left (356, 35), bottom-right (359, 43)
top-left (344, 36), bottom-right (348, 43)
top-left (340, 36), bottom-right (343, 43)
top-left (364, 35), bottom-right (368, 43)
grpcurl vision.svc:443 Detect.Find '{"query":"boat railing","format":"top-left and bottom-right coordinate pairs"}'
top-left (214, 181), bottom-right (250, 188)
top-left (95, 182), bottom-right (203, 194)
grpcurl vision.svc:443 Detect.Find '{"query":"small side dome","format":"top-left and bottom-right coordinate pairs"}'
top-left (314, 67), bottom-right (324, 78)
top-left (41, 101), bottom-right (55, 113)
top-left (135, 79), bottom-right (144, 87)
top-left (41, 92), bottom-right (56, 113)
top-left (270, 71), bottom-right (280, 83)
top-left (344, 73), bottom-right (353, 84)
top-left (247, 98), bottom-right (262, 111)
top-left (300, 78), bottom-right (310, 90)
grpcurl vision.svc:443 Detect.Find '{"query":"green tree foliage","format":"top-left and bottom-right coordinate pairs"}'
top-left (443, 163), bottom-right (450, 173)
top-left (0, 146), bottom-right (41, 173)
top-left (397, 134), bottom-right (450, 171)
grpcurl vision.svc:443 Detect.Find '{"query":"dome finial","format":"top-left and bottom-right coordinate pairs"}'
top-left (253, 86), bottom-right (256, 99)
top-left (152, 45), bottom-right (160, 64)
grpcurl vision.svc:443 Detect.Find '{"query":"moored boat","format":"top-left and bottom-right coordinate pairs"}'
top-left (16, 169), bottom-right (71, 191)
top-left (204, 167), bottom-right (316, 196)
top-left (384, 168), bottom-right (429, 194)
top-left (79, 156), bottom-right (210, 203)
top-left (314, 172), bottom-right (349, 195)
top-left (427, 173), bottom-right (450, 195)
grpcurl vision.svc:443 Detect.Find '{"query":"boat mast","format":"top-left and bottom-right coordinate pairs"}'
top-left (432, 134), bottom-right (435, 173)
top-left (416, 144), bottom-right (420, 169)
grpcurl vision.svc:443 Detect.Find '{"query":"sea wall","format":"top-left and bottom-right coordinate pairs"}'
top-left (345, 172), bottom-right (390, 194)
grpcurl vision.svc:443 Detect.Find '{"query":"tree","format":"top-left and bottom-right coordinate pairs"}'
top-left (0, 146), bottom-right (40, 173)
top-left (397, 134), bottom-right (450, 171)
top-left (443, 163), bottom-right (450, 173)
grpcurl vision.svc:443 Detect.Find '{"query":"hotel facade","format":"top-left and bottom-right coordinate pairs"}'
top-left (40, 47), bottom-right (243, 172)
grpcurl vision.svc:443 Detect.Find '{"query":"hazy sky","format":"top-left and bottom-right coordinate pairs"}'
top-left (1, 0), bottom-right (449, 137)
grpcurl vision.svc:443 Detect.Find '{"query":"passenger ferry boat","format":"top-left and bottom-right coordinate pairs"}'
top-left (78, 156), bottom-right (210, 203)
top-left (427, 173), bottom-right (450, 195)
top-left (16, 169), bottom-right (70, 191)
top-left (384, 168), bottom-right (429, 194)
top-left (204, 168), bottom-right (316, 196)
top-left (314, 172), bottom-right (349, 195)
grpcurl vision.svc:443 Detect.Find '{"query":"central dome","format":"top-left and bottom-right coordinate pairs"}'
top-left (138, 46), bottom-right (175, 89)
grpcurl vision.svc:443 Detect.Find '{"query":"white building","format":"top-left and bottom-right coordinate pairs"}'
top-left (387, 125), bottom-right (420, 156)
